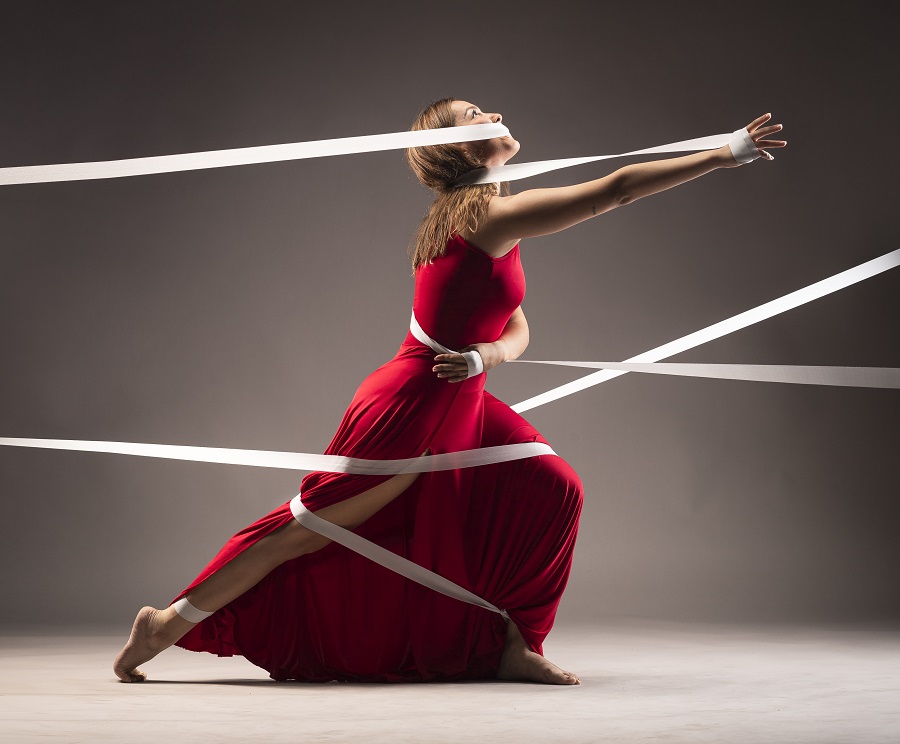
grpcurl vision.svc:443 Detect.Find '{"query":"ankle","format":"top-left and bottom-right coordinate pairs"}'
top-left (158, 605), bottom-right (199, 641)
top-left (503, 620), bottom-right (528, 652)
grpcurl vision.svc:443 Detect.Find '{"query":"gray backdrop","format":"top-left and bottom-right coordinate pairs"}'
top-left (1, 0), bottom-right (897, 627)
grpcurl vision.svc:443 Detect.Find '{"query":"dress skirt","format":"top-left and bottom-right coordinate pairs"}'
top-left (173, 338), bottom-right (583, 682)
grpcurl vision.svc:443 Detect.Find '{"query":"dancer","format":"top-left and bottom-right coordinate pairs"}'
top-left (114, 99), bottom-right (785, 684)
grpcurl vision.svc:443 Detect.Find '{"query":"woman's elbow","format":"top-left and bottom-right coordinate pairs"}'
top-left (586, 172), bottom-right (631, 217)
top-left (610, 170), bottom-right (634, 207)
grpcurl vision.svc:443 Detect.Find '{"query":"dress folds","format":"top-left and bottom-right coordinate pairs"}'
top-left (173, 234), bottom-right (584, 681)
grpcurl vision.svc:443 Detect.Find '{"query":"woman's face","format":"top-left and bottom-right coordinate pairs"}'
top-left (450, 100), bottom-right (520, 167)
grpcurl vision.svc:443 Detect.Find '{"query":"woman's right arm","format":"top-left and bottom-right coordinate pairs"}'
top-left (477, 114), bottom-right (785, 249)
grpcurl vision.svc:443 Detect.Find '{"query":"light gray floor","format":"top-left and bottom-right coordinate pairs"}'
top-left (1, 620), bottom-right (898, 743)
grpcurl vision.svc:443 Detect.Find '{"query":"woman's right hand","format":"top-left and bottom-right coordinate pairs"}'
top-left (720, 113), bottom-right (787, 167)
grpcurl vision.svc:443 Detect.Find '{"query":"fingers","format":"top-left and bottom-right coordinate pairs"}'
top-left (435, 368), bottom-right (468, 382)
top-left (752, 124), bottom-right (782, 139)
top-left (433, 354), bottom-right (465, 371)
top-left (742, 115), bottom-right (786, 162)
top-left (433, 353), bottom-right (468, 382)
top-left (746, 112), bottom-right (772, 132)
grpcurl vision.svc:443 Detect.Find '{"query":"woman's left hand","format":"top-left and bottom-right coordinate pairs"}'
top-left (720, 113), bottom-right (787, 167)
top-left (433, 341), bottom-right (507, 383)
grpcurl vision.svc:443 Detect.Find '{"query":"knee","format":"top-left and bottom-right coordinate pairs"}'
top-left (536, 455), bottom-right (584, 512)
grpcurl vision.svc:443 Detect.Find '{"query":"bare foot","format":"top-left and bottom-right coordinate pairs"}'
top-left (497, 621), bottom-right (580, 685)
top-left (113, 606), bottom-right (189, 683)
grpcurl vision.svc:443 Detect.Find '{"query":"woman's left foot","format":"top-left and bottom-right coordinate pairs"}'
top-left (113, 606), bottom-right (188, 682)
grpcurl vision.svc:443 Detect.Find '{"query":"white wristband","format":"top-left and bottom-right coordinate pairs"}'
top-left (729, 128), bottom-right (762, 164)
top-left (461, 349), bottom-right (484, 378)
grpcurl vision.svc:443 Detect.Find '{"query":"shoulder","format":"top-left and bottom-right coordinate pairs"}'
top-left (458, 195), bottom-right (521, 259)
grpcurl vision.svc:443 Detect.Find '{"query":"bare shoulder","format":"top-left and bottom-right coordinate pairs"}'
top-left (458, 195), bottom-right (521, 259)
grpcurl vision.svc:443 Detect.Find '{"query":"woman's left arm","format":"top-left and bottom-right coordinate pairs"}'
top-left (433, 305), bottom-right (529, 383)
top-left (477, 114), bottom-right (786, 245)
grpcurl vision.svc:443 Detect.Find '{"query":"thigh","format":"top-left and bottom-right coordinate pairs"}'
top-left (312, 448), bottom-right (430, 530)
top-left (480, 390), bottom-right (584, 495)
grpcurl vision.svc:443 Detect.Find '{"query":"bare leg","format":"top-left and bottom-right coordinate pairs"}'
top-left (497, 620), bottom-right (580, 685)
top-left (114, 463), bottom-right (426, 682)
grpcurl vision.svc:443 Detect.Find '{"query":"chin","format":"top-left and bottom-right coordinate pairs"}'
top-left (491, 137), bottom-right (520, 166)
top-left (471, 136), bottom-right (520, 168)
top-left (504, 136), bottom-right (521, 160)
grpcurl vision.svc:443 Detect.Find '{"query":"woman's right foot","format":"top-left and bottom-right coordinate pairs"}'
top-left (113, 606), bottom-right (192, 682)
top-left (497, 642), bottom-right (580, 685)
top-left (497, 621), bottom-right (580, 685)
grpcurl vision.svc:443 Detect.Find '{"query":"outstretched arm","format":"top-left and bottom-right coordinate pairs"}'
top-left (476, 114), bottom-right (786, 250)
top-left (432, 305), bottom-right (529, 383)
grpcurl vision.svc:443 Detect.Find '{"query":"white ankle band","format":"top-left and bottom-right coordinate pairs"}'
top-left (172, 597), bottom-right (214, 623)
top-left (729, 127), bottom-right (762, 164)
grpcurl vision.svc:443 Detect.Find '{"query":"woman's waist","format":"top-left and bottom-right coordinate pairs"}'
top-left (399, 330), bottom-right (454, 357)
top-left (378, 337), bottom-right (487, 393)
top-left (405, 312), bottom-right (504, 355)
top-left (395, 331), bottom-right (488, 369)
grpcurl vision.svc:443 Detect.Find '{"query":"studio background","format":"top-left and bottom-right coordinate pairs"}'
top-left (1, 0), bottom-right (897, 627)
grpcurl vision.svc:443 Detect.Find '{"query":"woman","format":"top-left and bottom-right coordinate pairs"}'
top-left (114, 98), bottom-right (785, 685)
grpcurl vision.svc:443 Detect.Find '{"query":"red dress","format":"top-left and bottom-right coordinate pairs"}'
top-left (173, 234), bottom-right (584, 682)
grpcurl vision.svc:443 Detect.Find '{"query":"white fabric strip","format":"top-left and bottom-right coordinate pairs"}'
top-left (0, 437), bottom-right (554, 473)
top-left (509, 361), bottom-right (900, 388)
top-left (290, 495), bottom-right (508, 619)
top-left (0, 123), bottom-right (509, 185)
top-left (171, 597), bottom-right (214, 623)
top-left (2, 127), bottom-right (741, 188)
top-left (455, 133), bottom-right (733, 185)
top-left (512, 249), bottom-right (900, 413)
top-left (410, 310), bottom-right (484, 378)
top-left (3, 252), bottom-right (897, 465)
top-left (4, 249), bottom-right (896, 466)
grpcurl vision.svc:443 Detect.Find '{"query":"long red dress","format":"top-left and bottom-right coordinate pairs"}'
top-left (173, 234), bottom-right (584, 682)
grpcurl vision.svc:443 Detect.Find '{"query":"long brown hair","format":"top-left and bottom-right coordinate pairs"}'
top-left (405, 98), bottom-right (505, 271)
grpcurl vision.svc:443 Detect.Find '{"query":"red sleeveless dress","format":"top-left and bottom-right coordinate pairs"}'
top-left (173, 235), bottom-right (584, 682)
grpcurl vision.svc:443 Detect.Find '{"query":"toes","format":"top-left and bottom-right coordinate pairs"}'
top-left (114, 664), bottom-right (147, 683)
top-left (549, 667), bottom-right (580, 685)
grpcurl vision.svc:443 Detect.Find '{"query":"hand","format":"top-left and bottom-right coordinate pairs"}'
top-left (720, 112), bottom-right (787, 167)
top-left (432, 341), bottom-right (507, 383)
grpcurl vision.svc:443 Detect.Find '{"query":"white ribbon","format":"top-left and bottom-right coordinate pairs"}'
top-left (454, 133), bottom-right (734, 185)
top-left (509, 361), bottom-right (900, 389)
top-left (4, 251), bottom-right (895, 468)
top-left (2, 127), bottom-right (745, 188)
top-left (0, 437), bottom-right (554, 473)
top-left (291, 496), bottom-right (508, 620)
top-left (0, 123), bottom-right (510, 185)
top-left (512, 248), bottom-right (900, 412)
top-left (410, 305), bottom-right (900, 391)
